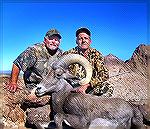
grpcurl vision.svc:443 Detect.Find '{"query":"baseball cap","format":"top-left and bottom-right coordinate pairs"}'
top-left (76, 27), bottom-right (91, 37)
top-left (45, 29), bottom-right (61, 39)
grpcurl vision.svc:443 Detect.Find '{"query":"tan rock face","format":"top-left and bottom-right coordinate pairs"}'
top-left (1, 75), bottom-right (51, 128)
top-left (1, 75), bottom-right (27, 128)
top-left (125, 44), bottom-right (150, 77)
top-left (104, 44), bottom-right (150, 104)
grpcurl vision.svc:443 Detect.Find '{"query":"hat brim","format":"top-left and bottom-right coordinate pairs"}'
top-left (48, 34), bottom-right (61, 39)
top-left (53, 34), bottom-right (61, 39)
top-left (76, 28), bottom-right (91, 37)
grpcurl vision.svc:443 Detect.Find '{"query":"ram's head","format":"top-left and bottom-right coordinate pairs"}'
top-left (35, 54), bottom-right (92, 96)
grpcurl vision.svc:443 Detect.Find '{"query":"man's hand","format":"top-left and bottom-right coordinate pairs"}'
top-left (6, 63), bottom-right (20, 93)
top-left (7, 82), bottom-right (18, 92)
top-left (74, 83), bottom-right (90, 94)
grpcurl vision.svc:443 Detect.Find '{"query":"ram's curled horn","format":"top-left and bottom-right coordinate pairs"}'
top-left (52, 54), bottom-right (93, 85)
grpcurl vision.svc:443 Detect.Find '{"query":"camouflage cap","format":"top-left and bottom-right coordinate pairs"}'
top-left (45, 29), bottom-right (61, 39)
top-left (76, 27), bottom-right (91, 37)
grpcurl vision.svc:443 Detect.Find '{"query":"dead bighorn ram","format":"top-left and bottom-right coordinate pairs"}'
top-left (35, 54), bottom-right (147, 129)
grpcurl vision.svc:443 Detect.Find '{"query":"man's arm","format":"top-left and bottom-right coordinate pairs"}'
top-left (7, 63), bottom-right (20, 92)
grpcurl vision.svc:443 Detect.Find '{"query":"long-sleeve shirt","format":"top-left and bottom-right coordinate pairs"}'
top-left (14, 43), bottom-right (63, 90)
top-left (63, 47), bottom-right (110, 95)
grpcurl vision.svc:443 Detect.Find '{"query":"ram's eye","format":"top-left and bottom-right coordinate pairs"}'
top-left (56, 73), bottom-right (61, 77)
top-left (55, 68), bottom-right (64, 78)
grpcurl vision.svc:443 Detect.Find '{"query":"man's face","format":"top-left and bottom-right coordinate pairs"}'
top-left (44, 35), bottom-right (60, 50)
top-left (76, 32), bottom-right (91, 50)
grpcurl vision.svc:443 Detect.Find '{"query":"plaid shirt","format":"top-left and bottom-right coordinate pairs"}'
top-left (14, 43), bottom-right (63, 90)
top-left (63, 47), bottom-right (113, 96)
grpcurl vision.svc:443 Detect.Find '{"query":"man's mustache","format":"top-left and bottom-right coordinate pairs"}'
top-left (81, 41), bottom-right (89, 45)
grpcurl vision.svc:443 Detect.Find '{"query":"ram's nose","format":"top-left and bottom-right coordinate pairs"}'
top-left (35, 86), bottom-right (42, 96)
top-left (36, 86), bottom-right (41, 90)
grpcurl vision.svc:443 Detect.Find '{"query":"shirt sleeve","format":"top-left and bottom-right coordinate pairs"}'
top-left (13, 47), bottom-right (37, 72)
top-left (90, 51), bottom-right (109, 88)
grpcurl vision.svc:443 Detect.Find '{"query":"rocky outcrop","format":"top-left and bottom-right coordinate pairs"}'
top-left (1, 75), bottom-right (51, 129)
top-left (104, 44), bottom-right (149, 104)
top-left (125, 44), bottom-right (150, 77)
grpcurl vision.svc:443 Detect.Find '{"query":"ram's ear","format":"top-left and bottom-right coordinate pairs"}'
top-left (54, 68), bottom-right (65, 77)
top-left (61, 70), bottom-right (78, 79)
top-left (62, 71), bottom-right (80, 87)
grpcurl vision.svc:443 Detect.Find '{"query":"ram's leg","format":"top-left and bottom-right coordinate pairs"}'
top-left (62, 114), bottom-right (89, 129)
top-left (54, 113), bottom-right (64, 129)
top-left (131, 109), bottom-right (144, 129)
top-left (116, 116), bottom-right (132, 129)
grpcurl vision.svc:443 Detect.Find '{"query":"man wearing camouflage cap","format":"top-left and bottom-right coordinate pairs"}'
top-left (64, 27), bottom-right (113, 96)
top-left (7, 28), bottom-right (63, 128)
top-left (8, 28), bottom-right (62, 92)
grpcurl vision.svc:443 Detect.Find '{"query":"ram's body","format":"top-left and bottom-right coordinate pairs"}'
top-left (35, 54), bottom-right (144, 129)
top-left (52, 82), bottom-right (143, 129)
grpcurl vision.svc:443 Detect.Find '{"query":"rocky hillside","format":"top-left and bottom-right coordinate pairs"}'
top-left (125, 44), bottom-right (150, 77)
top-left (104, 44), bottom-right (150, 104)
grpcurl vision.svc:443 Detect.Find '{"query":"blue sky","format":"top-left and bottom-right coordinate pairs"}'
top-left (1, 1), bottom-right (149, 71)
